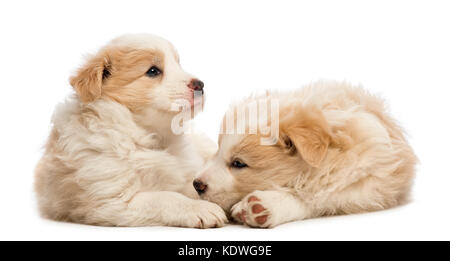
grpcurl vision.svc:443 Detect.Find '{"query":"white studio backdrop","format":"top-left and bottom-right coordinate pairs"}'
top-left (0, 0), bottom-right (449, 240)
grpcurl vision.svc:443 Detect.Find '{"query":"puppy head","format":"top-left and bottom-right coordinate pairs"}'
top-left (70, 34), bottom-right (204, 125)
top-left (195, 103), bottom-right (331, 211)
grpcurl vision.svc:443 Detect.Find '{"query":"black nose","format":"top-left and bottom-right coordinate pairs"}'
top-left (193, 179), bottom-right (207, 194)
top-left (189, 79), bottom-right (204, 94)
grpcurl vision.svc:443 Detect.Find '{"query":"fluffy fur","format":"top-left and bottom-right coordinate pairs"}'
top-left (35, 34), bottom-right (227, 228)
top-left (195, 81), bottom-right (417, 228)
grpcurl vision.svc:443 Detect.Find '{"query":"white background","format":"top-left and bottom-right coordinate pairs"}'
top-left (0, 0), bottom-right (449, 240)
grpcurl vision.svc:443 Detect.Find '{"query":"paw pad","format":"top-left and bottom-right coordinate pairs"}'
top-left (251, 204), bottom-right (265, 214)
top-left (237, 210), bottom-right (247, 222)
top-left (232, 194), bottom-right (272, 227)
top-left (248, 196), bottom-right (260, 202)
top-left (255, 215), bottom-right (268, 225)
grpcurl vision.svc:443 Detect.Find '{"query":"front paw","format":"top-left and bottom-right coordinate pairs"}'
top-left (183, 200), bottom-right (228, 229)
top-left (231, 192), bottom-right (274, 228)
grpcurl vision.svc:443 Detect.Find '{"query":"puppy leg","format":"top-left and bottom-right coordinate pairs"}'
top-left (112, 191), bottom-right (227, 228)
top-left (231, 190), bottom-right (308, 228)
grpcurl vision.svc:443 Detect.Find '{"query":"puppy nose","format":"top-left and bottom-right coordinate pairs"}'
top-left (193, 179), bottom-right (207, 194)
top-left (188, 79), bottom-right (204, 93)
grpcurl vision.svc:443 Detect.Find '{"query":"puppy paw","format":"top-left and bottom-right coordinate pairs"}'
top-left (231, 192), bottom-right (274, 228)
top-left (183, 200), bottom-right (228, 229)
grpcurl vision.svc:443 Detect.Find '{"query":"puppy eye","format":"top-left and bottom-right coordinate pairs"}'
top-left (146, 66), bottom-right (162, 77)
top-left (231, 159), bottom-right (248, 169)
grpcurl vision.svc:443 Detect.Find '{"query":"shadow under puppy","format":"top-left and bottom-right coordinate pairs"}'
top-left (35, 34), bottom-right (227, 228)
top-left (195, 81), bottom-right (417, 228)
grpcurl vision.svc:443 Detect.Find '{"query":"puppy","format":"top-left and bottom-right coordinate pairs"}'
top-left (194, 81), bottom-right (417, 228)
top-left (34, 34), bottom-right (227, 228)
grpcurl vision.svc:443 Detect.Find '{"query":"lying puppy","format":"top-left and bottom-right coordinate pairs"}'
top-left (35, 34), bottom-right (227, 228)
top-left (194, 81), bottom-right (417, 228)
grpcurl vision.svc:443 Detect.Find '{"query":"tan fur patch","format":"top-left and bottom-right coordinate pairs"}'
top-left (229, 133), bottom-right (307, 195)
top-left (70, 47), bottom-right (165, 111)
top-left (280, 106), bottom-right (331, 167)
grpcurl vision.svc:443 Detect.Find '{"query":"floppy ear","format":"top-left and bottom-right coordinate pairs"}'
top-left (69, 52), bottom-right (111, 103)
top-left (281, 107), bottom-right (331, 168)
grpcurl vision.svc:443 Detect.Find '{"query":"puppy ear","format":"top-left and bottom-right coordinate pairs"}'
top-left (280, 106), bottom-right (330, 168)
top-left (70, 52), bottom-right (111, 103)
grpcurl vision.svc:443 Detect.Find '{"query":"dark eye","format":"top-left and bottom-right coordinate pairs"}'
top-left (146, 66), bottom-right (162, 77)
top-left (231, 159), bottom-right (248, 169)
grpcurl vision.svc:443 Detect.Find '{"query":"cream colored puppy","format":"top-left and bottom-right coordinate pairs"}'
top-left (194, 82), bottom-right (417, 228)
top-left (35, 34), bottom-right (227, 228)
